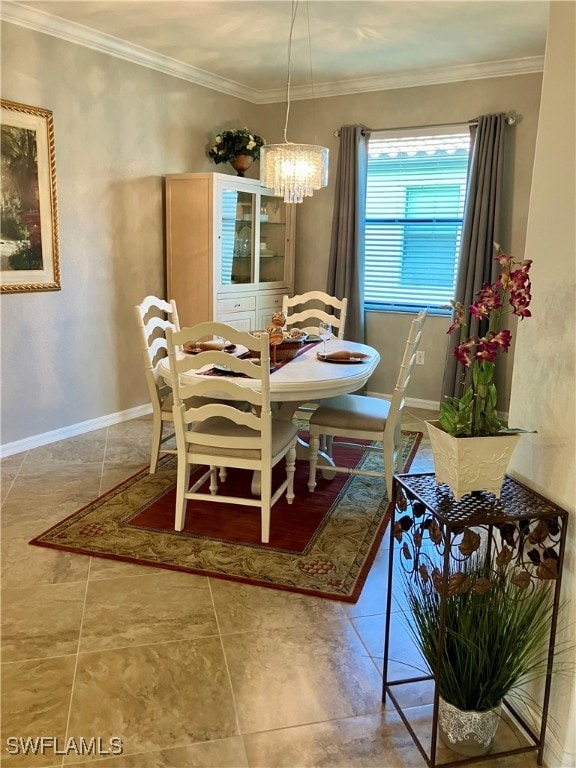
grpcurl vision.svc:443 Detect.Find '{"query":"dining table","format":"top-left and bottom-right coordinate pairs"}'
top-left (158, 337), bottom-right (380, 492)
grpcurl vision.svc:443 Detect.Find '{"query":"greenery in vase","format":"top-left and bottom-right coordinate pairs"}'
top-left (440, 245), bottom-right (532, 437)
top-left (208, 128), bottom-right (265, 164)
top-left (402, 555), bottom-right (555, 712)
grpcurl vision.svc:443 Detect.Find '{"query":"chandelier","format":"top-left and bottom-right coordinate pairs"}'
top-left (260, 0), bottom-right (329, 203)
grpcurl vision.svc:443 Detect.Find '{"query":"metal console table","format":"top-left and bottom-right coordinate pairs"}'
top-left (382, 472), bottom-right (569, 768)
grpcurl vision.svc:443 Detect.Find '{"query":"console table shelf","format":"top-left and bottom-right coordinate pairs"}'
top-left (382, 472), bottom-right (569, 768)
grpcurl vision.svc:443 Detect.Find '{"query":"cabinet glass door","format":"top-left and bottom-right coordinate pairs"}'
top-left (221, 189), bottom-right (254, 285)
top-left (258, 195), bottom-right (287, 284)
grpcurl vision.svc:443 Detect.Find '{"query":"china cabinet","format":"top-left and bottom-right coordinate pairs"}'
top-left (165, 172), bottom-right (295, 329)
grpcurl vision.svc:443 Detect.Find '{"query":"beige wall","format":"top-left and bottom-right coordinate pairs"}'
top-left (258, 74), bottom-right (543, 404)
top-left (1, 21), bottom-right (542, 447)
top-left (507, 3), bottom-right (576, 764)
top-left (0, 23), bottom-right (262, 446)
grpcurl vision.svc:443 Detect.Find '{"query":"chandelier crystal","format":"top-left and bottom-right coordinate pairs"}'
top-left (260, 0), bottom-right (329, 203)
top-left (260, 142), bottom-right (329, 203)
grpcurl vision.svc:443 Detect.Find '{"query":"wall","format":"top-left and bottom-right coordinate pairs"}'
top-left (0, 22), bottom-right (260, 447)
top-left (258, 73), bottom-right (543, 404)
top-left (507, 3), bottom-right (575, 765)
top-left (1, 22), bottom-right (542, 449)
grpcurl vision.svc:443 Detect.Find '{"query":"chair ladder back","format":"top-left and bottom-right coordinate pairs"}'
top-left (164, 322), bottom-right (296, 543)
top-left (282, 291), bottom-right (348, 339)
top-left (134, 295), bottom-right (183, 474)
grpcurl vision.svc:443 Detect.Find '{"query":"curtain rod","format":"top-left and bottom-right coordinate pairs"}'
top-left (333, 115), bottom-right (516, 137)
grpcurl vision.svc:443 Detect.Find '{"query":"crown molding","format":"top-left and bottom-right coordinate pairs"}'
top-left (1, 2), bottom-right (544, 105)
top-left (0, 2), bottom-right (262, 102)
top-left (263, 56), bottom-right (545, 103)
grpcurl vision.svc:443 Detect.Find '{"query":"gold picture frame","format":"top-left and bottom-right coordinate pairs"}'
top-left (1, 99), bottom-right (60, 293)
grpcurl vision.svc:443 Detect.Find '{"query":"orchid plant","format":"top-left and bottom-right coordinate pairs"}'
top-left (208, 128), bottom-right (265, 165)
top-left (440, 247), bottom-right (532, 437)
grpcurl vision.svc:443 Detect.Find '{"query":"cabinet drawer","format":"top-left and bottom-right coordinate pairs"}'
top-left (218, 312), bottom-right (254, 332)
top-left (217, 296), bottom-right (256, 314)
top-left (257, 293), bottom-right (285, 310)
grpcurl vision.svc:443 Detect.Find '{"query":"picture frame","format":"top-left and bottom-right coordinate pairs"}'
top-left (1, 99), bottom-right (61, 293)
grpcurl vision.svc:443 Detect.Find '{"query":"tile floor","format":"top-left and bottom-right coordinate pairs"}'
top-left (1, 408), bottom-right (544, 767)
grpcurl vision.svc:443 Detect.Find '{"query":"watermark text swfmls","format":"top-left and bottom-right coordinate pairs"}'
top-left (5, 737), bottom-right (124, 756)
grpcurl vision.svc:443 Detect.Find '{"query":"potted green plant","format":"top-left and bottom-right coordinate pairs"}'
top-left (427, 246), bottom-right (533, 499)
top-left (208, 128), bottom-right (265, 176)
top-left (402, 554), bottom-right (556, 757)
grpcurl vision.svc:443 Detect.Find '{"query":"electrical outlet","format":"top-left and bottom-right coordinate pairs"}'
top-left (416, 351), bottom-right (425, 365)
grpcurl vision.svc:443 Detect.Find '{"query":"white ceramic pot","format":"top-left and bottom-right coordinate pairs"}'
top-left (426, 420), bottom-right (521, 501)
top-left (438, 697), bottom-right (501, 757)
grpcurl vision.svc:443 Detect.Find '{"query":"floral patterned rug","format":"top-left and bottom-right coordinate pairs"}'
top-left (30, 431), bottom-right (421, 602)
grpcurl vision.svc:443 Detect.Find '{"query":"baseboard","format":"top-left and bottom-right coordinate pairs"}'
top-left (0, 404), bottom-right (152, 458)
top-left (365, 391), bottom-right (441, 412)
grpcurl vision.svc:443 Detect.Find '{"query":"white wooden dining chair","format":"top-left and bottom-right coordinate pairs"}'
top-left (282, 291), bottom-right (348, 339)
top-left (134, 295), bottom-right (185, 473)
top-left (166, 322), bottom-right (298, 544)
top-left (307, 309), bottom-right (428, 496)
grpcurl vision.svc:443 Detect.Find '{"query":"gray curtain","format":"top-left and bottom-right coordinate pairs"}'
top-left (441, 113), bottom-right (507, 399)
top-left (327, 125), bottom-right (370, 343)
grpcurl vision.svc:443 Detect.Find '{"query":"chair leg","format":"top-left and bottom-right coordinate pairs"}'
top-left (219, 467), bottom-right (228, 482)
top-left (260, 470), bottom-right (272, 544)
top-left (384, 443), bottom-right (395, 499)
top-left (150, 416), bottom-right (163, 474)
top-left (308, 431), bottom-right (320, 492)
top-left (286, 444), bottom-right (296, 504)
top-left (174, 457), bottom-right (191, 531)
top-left (209, 466), bottom-right (219, 495)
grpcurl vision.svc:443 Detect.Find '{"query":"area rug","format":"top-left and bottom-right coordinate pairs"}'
top-left (30, 430), bottom-right (421, 602)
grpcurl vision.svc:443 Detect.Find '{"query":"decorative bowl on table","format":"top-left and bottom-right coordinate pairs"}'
top-left (251, 330), bottom-right (308, 361)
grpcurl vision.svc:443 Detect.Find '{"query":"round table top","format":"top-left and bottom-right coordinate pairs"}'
top-left (159, 340), bottom-right (380, 403)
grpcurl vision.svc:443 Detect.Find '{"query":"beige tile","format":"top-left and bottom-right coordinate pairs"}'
top-left (88, 556), bottom-right (169, 581)
top-left (98, 463), bottom-right (150, 495)
top-left (0, 452), bottom-right (26, 502)
top-left (105, 415), bottom-right (154, 441)
top-left (65, 638), bottom-right (238, 760)
top-left (1, 581), bottom-right (85, 662)
top-left (1, 656), bottom-right (76, 767)
top-left (344, 545), bottom-right (414, 619)
top-left (63, 738), bottom-right (249, 767)
top-left (103, 436), bottom-right (151, 467)
top-left (344, 568), bottom-right (388, 619)
top-left (222, 619), bottom-right (383, 733)
top-left (19, 434), bottom-right (106, 469)
top-left (79, 571), bottom-right (218, 652)
top-left (210, 579), bottom-right (347, 634)
top-left (1, 535), bottom-right (90, 590)
top-left (1, 465), bottom-right (102, 531)
top-left (352, 613), bottom-right (435, 711)
top-left (243, 710), bottom-right (428, 767)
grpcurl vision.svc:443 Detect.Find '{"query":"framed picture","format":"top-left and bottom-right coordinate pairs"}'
top-left (1, 99), bottom-right (60, 293)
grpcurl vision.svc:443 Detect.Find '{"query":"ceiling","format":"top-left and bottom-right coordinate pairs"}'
top-left (2, 1), bottom-right (550, 103)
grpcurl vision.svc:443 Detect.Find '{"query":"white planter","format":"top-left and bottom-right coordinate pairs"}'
top-left (426, 420), bottom-right (521, 501)
top-left (438, 697), bottom-right (501, 756)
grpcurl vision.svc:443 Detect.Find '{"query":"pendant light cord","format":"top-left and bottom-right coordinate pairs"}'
top-left (283, 0), bottom-right (299, 143)
top-left (305, 0), bottom-right (320, 145)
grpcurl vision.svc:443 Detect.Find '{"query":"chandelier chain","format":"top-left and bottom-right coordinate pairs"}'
top-left (283, 0), bottom-right (299, 143)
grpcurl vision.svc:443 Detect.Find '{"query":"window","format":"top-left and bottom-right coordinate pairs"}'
top-left (364, 130), bottom-right (470, 312)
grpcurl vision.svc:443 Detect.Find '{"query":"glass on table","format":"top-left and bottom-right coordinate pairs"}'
top-left (319, 322), bottom-right (332, 354)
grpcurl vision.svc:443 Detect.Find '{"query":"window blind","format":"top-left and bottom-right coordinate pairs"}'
top-left (365, 132), bottom-right (470, 312)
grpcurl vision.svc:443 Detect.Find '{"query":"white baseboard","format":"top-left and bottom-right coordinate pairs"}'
top-left (365, 391), bottom-right (441, 412)
top-left (0, 404), bottom-right (152, 458)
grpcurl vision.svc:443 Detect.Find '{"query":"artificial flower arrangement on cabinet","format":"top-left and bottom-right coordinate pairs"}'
top-left (427, 246), bottom-right (533, 499)
top-left (208, 128), bottom-right (266, 176)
